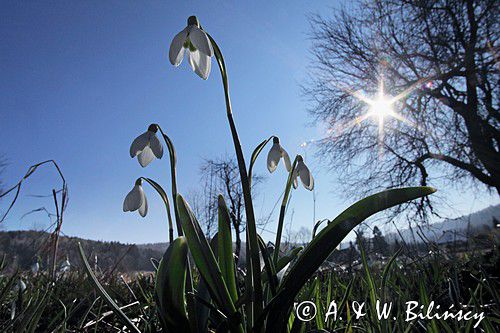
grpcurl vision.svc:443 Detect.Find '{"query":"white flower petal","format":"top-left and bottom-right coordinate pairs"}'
top-left (18, 279), bottom-right (26, 292)
top-left (267, 143), bottom-right (282, 173)
top-left (196, 52), bottom-right (211, 80)
top-left (187, 50), bottom-right (211, 79)
top-left (169, 28), bottom-right (188, 66)
top-left (137, 146), bottom-right (155, 167)
top-left (308, 173), bottom-right (314, 190)
top-left (292, 169), bottom-right (299, 189)
top-left (277, 262), bottom-right (290, 282)
top-left (138, 191), bottom-right (148, 217)
top-left (281, 148), bottom-right (292, 172)
top-left (298, 162), bottom-right (314, 190)
top-left (187, 50), bottom-right (200, 73)
top-left (123, 185), bottom-right (144, 212)
top-left (189, 27), bottom-right (213, 57)
top-left (130, 131), bottom-right (150, 158)
top-left (149, 133), bottom-right (163, 159)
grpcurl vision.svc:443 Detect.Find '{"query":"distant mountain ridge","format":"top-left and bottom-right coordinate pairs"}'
top-left (0, 230), bottom-right (165, 273)
top-left (1, 204), bottom-right (497, 272)
top-left (383, 204), bottom-right (499, 244)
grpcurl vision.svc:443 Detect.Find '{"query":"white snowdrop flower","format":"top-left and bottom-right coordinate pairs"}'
top-left (267, 137), bottom-right (291, 173)
top-left (10, 300), bottom-right (16, 320)
top-left (60, 258), bottom-right (71, 272)
top-left (31, 261), bottom-right (39, 274)
top-left (292, 155), bottom-right (314, 191)
top-left (277, 262), bottom-right (290, 283)
top-left (17, 279), bottom-right (26, 292)
top-left (123, 178), bottom-right (148, 217)
top-left (130, 124), bottom-right (163, 167)
top-left (169, 15), bottom-right (214, 80)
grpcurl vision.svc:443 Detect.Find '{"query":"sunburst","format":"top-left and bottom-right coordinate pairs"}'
top-left (346, 79), bottom-right (414, 147)
top-left (315, 77), bottom-right (427, 152)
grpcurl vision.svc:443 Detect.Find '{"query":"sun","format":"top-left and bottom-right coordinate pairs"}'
top-left (368, 95), bottom-right (394, 122)
top-left (325, 77), bottom-right (423, 150)
top-left (348, 79), bottom-right (408, 137)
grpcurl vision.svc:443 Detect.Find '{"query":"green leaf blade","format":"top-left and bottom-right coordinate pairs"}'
top-left (217, 195), bottom-right (239, 304)
top-left (264, 186), bottom-right (436, 331)
top-left (155, 236), bottom-right (190, 332)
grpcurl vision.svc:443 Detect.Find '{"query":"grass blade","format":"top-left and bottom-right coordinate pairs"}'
top-left (78, 242), bottom-right (140, 333)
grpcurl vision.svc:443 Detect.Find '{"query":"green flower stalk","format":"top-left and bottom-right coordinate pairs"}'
top-left (128, 124), bottom-right (182, 239)
top-left (128, 122), bottom-right (199, 331)
top-left (110, 14), bottom-right (439, 333)
top-left (170, 15), bottom-right (267, 323)
top-left (123, 177), bottom-right (175, 243)
top-left (206, 31), bottom-right (266, 326)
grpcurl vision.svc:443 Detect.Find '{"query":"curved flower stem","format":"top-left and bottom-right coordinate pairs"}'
top-left (139, 177), bottom-right (174, 243)
top-left (155, 125), bottom-right (199, 332)
top-left (155, 125), bottom-right (183, 237)
top-left (248, 136), bottom-right (274, 188)
top-left (207, 33), bottom-right (264, 326)
top-left (273, 157), bottom-right (299, 265)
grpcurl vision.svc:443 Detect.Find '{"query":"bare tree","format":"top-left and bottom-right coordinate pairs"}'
top-left (196, 156), bottom-right (263, 264)
top-left (0, 156), bottom-right (5, 198)
top-left (305, 0), bottom-right (499, 219)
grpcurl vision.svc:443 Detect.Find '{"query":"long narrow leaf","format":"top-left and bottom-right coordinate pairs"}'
top-left (263, 186), bottom-right (436, 332)
top-left (218, 195), bottom-right (239, 303)
top-left (78, 243), bottom-right (140, 333)
top-left (155, 236), bottom-right (190, 332)
top-left (176, 194), bottom-right (243, 332)
top-left (248, 136), bottom-right (272, 186)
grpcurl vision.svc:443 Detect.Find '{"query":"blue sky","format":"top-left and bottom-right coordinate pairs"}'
top-left (1, 1), bottom-right (497, 244)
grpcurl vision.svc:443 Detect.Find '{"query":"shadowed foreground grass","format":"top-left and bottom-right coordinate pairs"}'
top-left (0, 244), bottom-right (498, 332)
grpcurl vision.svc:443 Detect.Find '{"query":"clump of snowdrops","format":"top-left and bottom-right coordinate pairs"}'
top-left (79, 15), bottom-right (435, 333)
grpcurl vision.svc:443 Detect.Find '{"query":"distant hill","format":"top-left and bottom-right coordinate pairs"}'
top-left (383, 204), bottom-right (500, 244)
top-left (0, 230), bottom-right (165, 273)
top-left (2, 204), bottom-right (497, 273)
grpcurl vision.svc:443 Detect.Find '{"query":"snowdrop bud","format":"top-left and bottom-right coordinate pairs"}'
top-left (292, 155), bottom-right (314, 191)
top-left (123, 179), bottom-right (148, 217)
top-left (10, 300), bottom-right (16, 320)
top-left (130, 125), bottom-right (163, 167)
top-left (60, 258), bottom-right (71, 273)
top-left (31, 261), bottom-right (39, 274)
top-left (17, 279), bottom-right (26, 292)
top-left (267, 137), bottom-right (292, 173)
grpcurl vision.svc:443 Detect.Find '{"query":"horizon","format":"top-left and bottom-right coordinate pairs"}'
top-left (1, 1), bottom-right (498, 244)
top-left (2, 202), bottom-right (498, 246)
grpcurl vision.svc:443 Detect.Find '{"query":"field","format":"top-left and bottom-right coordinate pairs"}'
top-left (0, 238), bottom-right (498, 332)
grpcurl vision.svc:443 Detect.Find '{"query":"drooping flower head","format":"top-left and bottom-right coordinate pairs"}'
top-left (31, 261), bottom-right (39, 274)
top-left (130, 124), bottom-right (163, 167)
top-left (169, 16), bottom-right (214, 80)
top-left (17, 278), bottom-right (26, 292)
top-left (267, 137), bottom-right (291, 173)
top-left (123, 178), bottom-right (148, 217)
top-left (60, 258), bottom-right (71, 272)
top-left (292, 155), bottom-right (314, 191)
